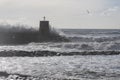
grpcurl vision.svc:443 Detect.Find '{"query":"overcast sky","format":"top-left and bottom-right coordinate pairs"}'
top-left (0, 0), bottom-right (120, 29)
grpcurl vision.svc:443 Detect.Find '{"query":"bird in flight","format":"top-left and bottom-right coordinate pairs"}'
top-left (86, 10), bottom-right (90, 14)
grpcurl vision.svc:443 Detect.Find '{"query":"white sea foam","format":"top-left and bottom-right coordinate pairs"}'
top-left (0, 55), bottom-right (120, 79)
top-left (0, 41), bottom-right (120, 53)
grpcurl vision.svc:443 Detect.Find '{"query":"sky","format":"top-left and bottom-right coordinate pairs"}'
top-left (0, 0), bottom-right (120, 29)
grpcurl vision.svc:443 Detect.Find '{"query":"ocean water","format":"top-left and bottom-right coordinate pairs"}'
top-left (62, 29), bottom-right (120, 51)
top-left (0, 55), bottom-right (120, 80)
top-left (0, 29), bottom-right (120, 80)
top-left (0, 29), bottom-right (120, 52)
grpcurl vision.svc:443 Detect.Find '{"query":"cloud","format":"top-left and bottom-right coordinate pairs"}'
top-left (0, 0), bottom-right (119, 29)
top-left (0, 0), bottom-right (61, 8)
top-left (100, 6), bottom-right (119, 16)
top-left (0, 17), bottom-right (32, 27)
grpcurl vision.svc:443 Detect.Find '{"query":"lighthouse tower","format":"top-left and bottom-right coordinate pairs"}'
top-left (39, 16), bottom-right (50, 36)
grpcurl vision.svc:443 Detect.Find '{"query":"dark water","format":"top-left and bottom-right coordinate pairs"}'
top-left (0, 29), bottom-right (120, 52)
top-left (62, 29), bottom-right (120, 51)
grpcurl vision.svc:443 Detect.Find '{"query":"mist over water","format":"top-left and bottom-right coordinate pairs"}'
top-left (0, 23), bottom-right (68, 45)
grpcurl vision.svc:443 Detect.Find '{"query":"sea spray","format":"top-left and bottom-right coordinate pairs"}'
top-left (0, 23), bottom-right (69, 44)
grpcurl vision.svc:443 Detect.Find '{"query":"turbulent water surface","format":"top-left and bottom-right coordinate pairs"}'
top-left (0, 29), bottom-right (120, 79)
top-left (0, 29), bottom-right (120, 52)
top-left (0, 55), bottom-right (120, 80)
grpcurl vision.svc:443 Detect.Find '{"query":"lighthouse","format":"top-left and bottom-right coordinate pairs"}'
top-left (39, 16), bottom-right (50, 36)
top-left (38, 17), bottom-right (69, 42)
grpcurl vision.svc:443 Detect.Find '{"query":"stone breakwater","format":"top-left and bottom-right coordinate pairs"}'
top-left (0, 50), bottom-right (120, 57)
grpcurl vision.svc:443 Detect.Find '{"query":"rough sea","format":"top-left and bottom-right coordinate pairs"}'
top-left (0, 29), bottom-right (120, 80)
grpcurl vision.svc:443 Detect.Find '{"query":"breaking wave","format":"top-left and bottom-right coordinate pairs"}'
top-left (0, 29), bottom-right (120, 56)
top-left (0, 41), bottom-right (120, 56)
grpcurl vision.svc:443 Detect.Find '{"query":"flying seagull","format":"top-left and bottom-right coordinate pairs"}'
top-left (86, 10), bottom-right (90, 14)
